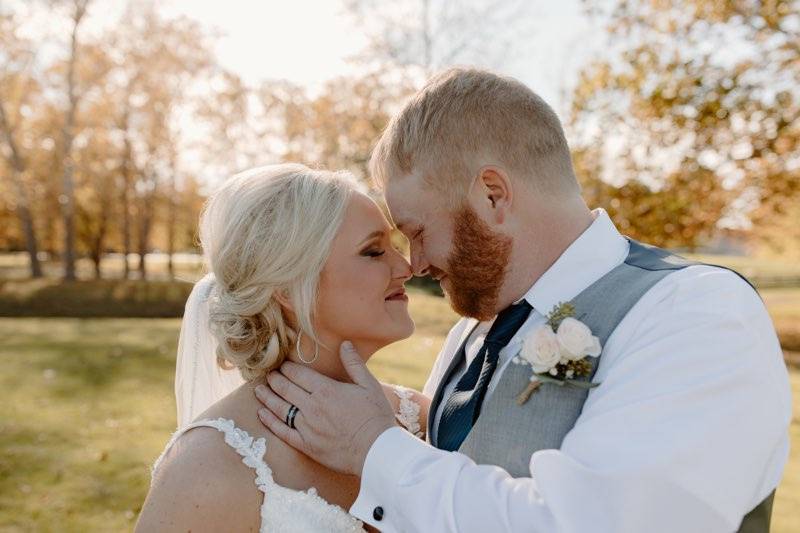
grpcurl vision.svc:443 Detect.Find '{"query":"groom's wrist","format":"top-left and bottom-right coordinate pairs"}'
top-left (359, 426), bottom-right (425, 481)
top-left (355, 419), bottom-right (398, 476)
top-left (351, 426), bottom-right (425, 527)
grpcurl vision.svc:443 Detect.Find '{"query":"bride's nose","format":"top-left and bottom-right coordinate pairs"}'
top-left (390, 248), bottom-right (413, 281)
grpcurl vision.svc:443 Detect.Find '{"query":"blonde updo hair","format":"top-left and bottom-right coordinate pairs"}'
top-left (200, 163), bottom-right (363, 380)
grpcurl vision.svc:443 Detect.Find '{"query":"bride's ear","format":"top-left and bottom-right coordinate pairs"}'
top-left (273, 289), bottom-right (297, 323)
top-left (273, 289), bottom-right (292, 309)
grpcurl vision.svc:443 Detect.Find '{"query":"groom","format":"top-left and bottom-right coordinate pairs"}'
top-left (255, 68), bottom-right (791, 532)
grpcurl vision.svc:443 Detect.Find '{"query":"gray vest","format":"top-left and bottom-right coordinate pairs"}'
top-left (428, 240), bottom-right (772, 532)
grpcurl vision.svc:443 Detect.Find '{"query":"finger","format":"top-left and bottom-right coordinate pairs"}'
top-left (258, 407), bottom-right (307, 453)
top-left (254, 384), bottom-right (295, 421)
top-left (339, 341), bottom-right (378, 387)
top-left (280, 360), bottom-right (337, 393)
top-left (265, 372), bottom-right (311, 411)
top-left (291, 409), bottom-right (308, 431)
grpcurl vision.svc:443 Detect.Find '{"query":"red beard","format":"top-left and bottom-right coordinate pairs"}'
top-left (437, 206), bottom-right (512, 321)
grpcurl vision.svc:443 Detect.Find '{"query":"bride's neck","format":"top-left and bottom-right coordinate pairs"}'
top-left (255, 338), bottom-right (381, 385)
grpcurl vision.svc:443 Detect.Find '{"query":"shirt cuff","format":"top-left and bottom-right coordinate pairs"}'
top-left (350, 426), bottom-right (428, 530)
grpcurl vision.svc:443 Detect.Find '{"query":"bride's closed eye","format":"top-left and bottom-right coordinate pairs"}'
top-left (362, 248), bottom-right (386, 258)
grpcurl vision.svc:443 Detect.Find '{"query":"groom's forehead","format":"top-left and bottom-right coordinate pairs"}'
top-left (385, 175), bottom-right (428, 213)
top-left (385, 196), bottom-right (424, 232)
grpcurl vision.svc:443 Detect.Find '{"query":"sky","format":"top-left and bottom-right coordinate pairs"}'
top-left (157, 1), bottom-right (370, 90)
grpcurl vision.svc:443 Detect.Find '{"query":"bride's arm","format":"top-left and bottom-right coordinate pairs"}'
top-left (135, 428), bottom-right (261, 532)
top-left (381, 383), bottom-right (431, 439)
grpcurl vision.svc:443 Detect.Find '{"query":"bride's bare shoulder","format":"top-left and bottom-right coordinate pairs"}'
top-left (135, 426), bottom-right (261, 532)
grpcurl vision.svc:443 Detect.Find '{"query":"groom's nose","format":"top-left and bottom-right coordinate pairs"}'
top-left (410, 243), bottom-right (430, 277)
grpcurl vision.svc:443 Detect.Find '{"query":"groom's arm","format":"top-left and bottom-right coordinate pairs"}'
top-left (255, 268), bottom-right (790, 533)
top-left (349, 269), bottom-right (790, 532)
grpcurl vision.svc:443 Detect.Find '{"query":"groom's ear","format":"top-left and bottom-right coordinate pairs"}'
top-left (472, 166), bottom-right (513, 223)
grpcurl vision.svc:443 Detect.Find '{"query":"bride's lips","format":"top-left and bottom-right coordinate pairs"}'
top-left (385, 287), bottom-right (408, 302)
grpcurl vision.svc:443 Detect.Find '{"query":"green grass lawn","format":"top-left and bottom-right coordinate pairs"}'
top-left (0, 290), bottom-right (798, 531)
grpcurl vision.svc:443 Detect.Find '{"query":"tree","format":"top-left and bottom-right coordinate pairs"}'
top-left (193, 69), bottom-right (267, 179)
top-left (0, 0), bottom-right (221, 278)
top-left (0, 8), bottom-right (43, 277)
top-left (249, 70), bottom-right (417, 181)
top-left (117, 101), bottom-right (135, 278)
top-left (570, 0), bottom-right (800, 251)
top-left (345, 0), bottom-right (534, 75)
top-left (53, 0), bottom-right (92, 280)
top-left (108, 1), bottom-right (213, 278)
top-left (71, 45), bottom-right (118, 278)
top-left (74, 128), bottom-right (116, 278)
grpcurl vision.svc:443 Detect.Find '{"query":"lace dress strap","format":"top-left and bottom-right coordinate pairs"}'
top-left (152, 418), bottom-right (276, 492)
top-left (392, 386), bottom-right (425, 438)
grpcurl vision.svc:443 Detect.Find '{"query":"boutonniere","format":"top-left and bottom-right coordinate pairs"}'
top-left (512, 302), bottom-right (602, 405)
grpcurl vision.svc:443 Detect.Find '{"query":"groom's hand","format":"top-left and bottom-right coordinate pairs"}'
top-left (254, 341), bottom-right (397, 476)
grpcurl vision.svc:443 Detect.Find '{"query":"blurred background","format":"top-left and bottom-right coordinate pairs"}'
top-left (0, 0), bottom-right (798, 531)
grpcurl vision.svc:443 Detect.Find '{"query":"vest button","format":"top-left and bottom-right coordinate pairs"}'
top-left (373, 506), bottom-right (384, 521)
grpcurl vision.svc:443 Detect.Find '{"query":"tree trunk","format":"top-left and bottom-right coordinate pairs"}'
top-left (167, 153), bottom-right (177, 279)
top-left (167, 208), bottom-right (175, 279)
top-left (59, 1), bottom-right (88, 281)
top-left (13, 177), bottom-right (43, 278)
top-left (91, 210), bottom-right (108, 279)
top-left (137, 193), bottom-right (153, 280)
top-left (61, 156), bottom-right (77, 280)
top-left (137, 223), bottom-right (147, 280)
top-left (122, 188), bottom-right (131, 278)
top-left (0, 103), bottom-right (43, 278)
top-left (121, 143), bottom-right (132, 279)
top-left (91, 247), bottom-right (101, 279)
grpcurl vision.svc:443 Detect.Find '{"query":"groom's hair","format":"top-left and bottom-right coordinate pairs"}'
top-left (370, 67), bottom-right (579, 202)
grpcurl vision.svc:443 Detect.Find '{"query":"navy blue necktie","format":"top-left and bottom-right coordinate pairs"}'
top-left (437, 300), bottom-right (533, 452)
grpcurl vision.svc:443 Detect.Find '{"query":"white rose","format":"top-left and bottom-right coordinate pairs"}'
top-left (556, 317), bottom-right (602, 360)
top-left (521, 325), bottom-right (562, 373)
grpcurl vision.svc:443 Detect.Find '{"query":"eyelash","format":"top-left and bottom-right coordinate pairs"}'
top-left (363, 249), bottom-right (385, 258)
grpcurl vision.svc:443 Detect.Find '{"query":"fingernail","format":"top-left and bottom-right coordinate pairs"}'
top-left (258, 408), bottom-right (269, 421)
top-left (341, 340), bottom-right (354, 352)
top-left (255, 384), bottom-right (266, 396)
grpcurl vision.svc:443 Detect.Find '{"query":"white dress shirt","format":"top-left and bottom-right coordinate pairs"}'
top-left (350, 209), bottom-right (792, 533)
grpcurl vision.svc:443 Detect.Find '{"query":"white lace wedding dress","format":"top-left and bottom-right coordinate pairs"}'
top-left (151, 386), bottom-right (423, 533)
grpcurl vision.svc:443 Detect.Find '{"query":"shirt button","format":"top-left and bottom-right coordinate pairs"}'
top-left (373, 506), bottom-right (384, 521)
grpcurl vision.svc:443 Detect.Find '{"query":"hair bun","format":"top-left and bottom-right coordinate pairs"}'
top-left (261, 333), bottom-right (280, 367)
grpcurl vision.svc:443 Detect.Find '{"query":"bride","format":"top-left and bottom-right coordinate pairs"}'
top-left (136, 164), bottom-right (430, 532)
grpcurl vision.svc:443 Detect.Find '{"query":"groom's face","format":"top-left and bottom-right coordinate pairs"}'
top-left (385, 174), bottom-right (512, 321)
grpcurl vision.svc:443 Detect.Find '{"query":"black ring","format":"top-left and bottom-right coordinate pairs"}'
top-left (286, 405), bottom-right (299, 429)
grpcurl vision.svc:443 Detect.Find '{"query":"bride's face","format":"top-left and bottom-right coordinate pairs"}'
top-left (314, 192), bottom-right (414, 355)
